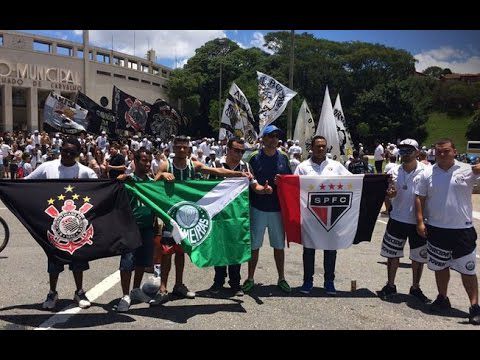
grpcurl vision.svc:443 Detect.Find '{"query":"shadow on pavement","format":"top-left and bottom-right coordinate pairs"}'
top-left (377, 261), bottom-right (412, 269)
top-left (377, 293), bottom-right (470, 321)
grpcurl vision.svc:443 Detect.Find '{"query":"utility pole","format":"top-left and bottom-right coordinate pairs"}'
top-left (83, 30), bottom-right (89, 96)
top-left (217, 38), bottom-right (227, 126)
top-left (287, 29), bottom-right (295, 140)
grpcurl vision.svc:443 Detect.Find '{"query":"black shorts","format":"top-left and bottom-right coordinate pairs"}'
top-left (426, 225), bottom-right (477, 259)
top-left (387, 218), bottom-right (425, 250)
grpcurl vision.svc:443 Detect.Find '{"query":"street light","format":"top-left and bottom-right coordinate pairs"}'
top-left (217, 38), bottom-right (227, 126)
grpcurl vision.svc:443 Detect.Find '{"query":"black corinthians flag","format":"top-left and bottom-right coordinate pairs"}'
top-left (0, 180), bottom-right (142, 263)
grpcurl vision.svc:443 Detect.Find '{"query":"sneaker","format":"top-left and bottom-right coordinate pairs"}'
top-left (231, 286), bottom-right (244, 297)
top-left (277, 279), bottom-right (292, 293)
top-left (409, 287), bottom-right (431, 304)
top-left (430, 294), bottom-right (452, 313)
top-left (377, 284), bottom-right (397, 300)
top-left (469, 304), bottom-right (480, 325)
top-left (208, 283), bottom-right (223, 294)
top-left (74, 289), bottom-right (91, 309)
top-left (116, 295), bottom-right (131, 313)
top-left (324, 281), bottom-right (336, 295)
top-left (42, 290), bottom-right (58, 310)
top-left (172, 284), bottom-right (196, 299)
top-left (130, 288), bottom-right (152, 303)
top-left (242, 279), bottom-right (255, 293)
top-left (149, 291), bottom-right (169, 306)
top-left (300, 280), bottom-right (314, 294)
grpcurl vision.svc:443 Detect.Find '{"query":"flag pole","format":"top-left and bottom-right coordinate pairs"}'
top-left (287, 29), bottom-right (295, 140)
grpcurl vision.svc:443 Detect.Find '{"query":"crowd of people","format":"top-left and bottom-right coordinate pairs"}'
top-left (1, 126), bottom-right (480, 325)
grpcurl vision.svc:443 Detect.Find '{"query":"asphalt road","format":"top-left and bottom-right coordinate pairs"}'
top-left (0, 199), bottom-right (480, 330)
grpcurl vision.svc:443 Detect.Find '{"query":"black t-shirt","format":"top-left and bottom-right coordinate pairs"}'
top-left (348, 159), bottom-right (369, 174)
top-left (108, 153), bottom-right (125, 179)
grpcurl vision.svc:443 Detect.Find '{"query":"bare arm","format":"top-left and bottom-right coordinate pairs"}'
top-left (415, 195), bottom-right (427, 238)
top-left (194, 160), bottom-right (251, 179)
top-left (250, 180), bottom-right (273, 195)
top-left (154, 161), bottom-right (175, 181)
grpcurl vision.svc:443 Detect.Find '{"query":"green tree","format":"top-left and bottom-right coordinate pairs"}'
top-left (466, 110), bottom-right (480, 140)
top-left (423, 66), bottom-right (444, 78)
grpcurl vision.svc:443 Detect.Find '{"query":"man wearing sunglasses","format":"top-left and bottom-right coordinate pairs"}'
top-left (242, 125), bottom-right (293, 294)
top-left (208, 137), bottom-right (273, 296)
top-left (378, 139), bottom-right (430, 303)
top-left (25, 137), bottom-right (98, 311)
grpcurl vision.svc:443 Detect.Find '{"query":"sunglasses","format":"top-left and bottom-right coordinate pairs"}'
top-left (61, 148), bottom-right (78, 156)
top-left (398, 147), bottom-right (415, 155)
top-left (230, 148), bottom-right (245, 154)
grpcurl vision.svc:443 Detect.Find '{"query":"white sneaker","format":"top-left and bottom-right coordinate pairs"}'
top-left (42, 290), bottom-right (58, 310)
top-left (116, 295), bottom-right (131, 313)
top-left (173, 284), bottom-right (196, 299)
top-left (130, 288), bottom-right (152, 303)
top-left (74, 289), bottom-right (91, 309)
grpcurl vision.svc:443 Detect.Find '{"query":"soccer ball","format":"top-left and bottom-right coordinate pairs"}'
top-left (141, 276), bottom-right (160, 297)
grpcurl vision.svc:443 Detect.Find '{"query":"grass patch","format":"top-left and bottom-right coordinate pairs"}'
top-left (423, 112), bottom-right (471, 153)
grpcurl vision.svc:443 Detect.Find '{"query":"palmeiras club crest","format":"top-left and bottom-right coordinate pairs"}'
top-left (308, 191), bottom-right (352, 232)
top-left (124, 98), bottom-right (150, 132)
top-left (45, 199), bottom-right (94, 255)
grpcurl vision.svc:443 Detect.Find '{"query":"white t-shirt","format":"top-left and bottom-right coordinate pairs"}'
top-left (374, 144), bottom-right (384, 161)
top-left (96, 136), bottom-right (108, 150)
top-left (288, 145), bottom-right (302, 158)
top-left (25, 159), bottom-right (98, 179)
top-left (295, 158), bottom-right (352, 176)
top-left (388, 161), bottom-right (426, 224)
top-left (1, 144), bottom-right (11, 158)
top-left (289, 158), bottom-right (300, 173)
top-left (384, 162), bottom-right (397, 174)
top-left (151, 158), bottom-right (162, 175)
top-left (415, 160), bottom-right (480, 229)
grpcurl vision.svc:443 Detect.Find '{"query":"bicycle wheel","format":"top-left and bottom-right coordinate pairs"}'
top-left (0, 216), bottom-right (10, 253)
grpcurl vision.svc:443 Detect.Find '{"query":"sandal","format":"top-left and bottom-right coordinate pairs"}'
top-left (277, 279), bottom-right (291, 293)
top-left (242, 279), bottom-right (255, 293)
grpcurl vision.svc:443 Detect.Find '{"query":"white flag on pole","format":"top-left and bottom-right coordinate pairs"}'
top-left (257, 71), bottom-right (297, 135)
top-left (315, 86), bottom-right (340, 160)
top-left (219, 83), bottom-right (258, 143)
top-left (333, 94), bottom-right (354, 159)
top-left (293, 100), bottom-right (316, 154)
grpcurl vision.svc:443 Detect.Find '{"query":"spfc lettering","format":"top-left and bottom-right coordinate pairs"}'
top-left (308, 192), bottom-right (352, 231)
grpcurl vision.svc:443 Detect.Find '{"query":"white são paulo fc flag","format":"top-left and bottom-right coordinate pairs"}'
top-left (219, 83), bottom-right (258, 143)
top-left (333, 93), bottom-right (354, 159)
top-left (316, 86), bottom-right (340, 160)
top-left (257, 71), bottom-right (297, 135)
top-left (293, 100), bottom-right (316, 153)
top-left (277, 174), bottom-right (389, 249)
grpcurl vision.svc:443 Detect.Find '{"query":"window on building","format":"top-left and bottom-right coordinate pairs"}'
top-left (128, 61), bottom-right (138, 70)
top-left (113, 56), bottom-right (122, 65)
top-left (162, 70), bottom-right (168, 77)
top-left (152, 82), bottom-right (160, 87)
top-left (77, 49), bottom-right (84, 58)
top-left (141, 79), bottom-right (150, 84)
top-left (97, 70), bottom-right (111, 76)
top-left (89, 51), bottom-right (93, 60)
top-left (128, 77), bottom-right (139, 81)
top-left (141, 64), bottom-right (149, 73)
top-left (57, 45), bottom-right (72, 56)
top-left (0, 35), bottom-right (3, 46)
top-left (96, 53), bottom-right (110, 63)
top-left (162, 84), bottom-right (168, 89)
top-left (33, 41), bottom-right (51, 53)
top-left (114, 74), bottom-right (126, 79)
top-left (152, 67), bottom-right (159, 75)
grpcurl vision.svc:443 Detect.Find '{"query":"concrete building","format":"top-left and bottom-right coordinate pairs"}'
top-left (0, 30), bottom-right (172, 132)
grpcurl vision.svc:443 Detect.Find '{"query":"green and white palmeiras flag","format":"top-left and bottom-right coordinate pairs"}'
top-left (124, 178), bottom-right (251, 268)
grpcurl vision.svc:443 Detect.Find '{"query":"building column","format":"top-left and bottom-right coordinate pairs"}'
top-left (51, 42), bottom-right (57, 55)
top-left (72, 47), bottom-right (77, 57)
top-left (2, 85), bottom-right (13, 132)
top-left (27, 87), bottom-right (38, 131)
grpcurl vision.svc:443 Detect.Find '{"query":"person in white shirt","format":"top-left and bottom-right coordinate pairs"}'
top-left (130, 135), bottom-right (140, 152)
top-left (377, 139), bottom-right (430, 303)
top-left (30, 130), bottom-right (41, 147)
top-left (374, 140), bottom-right (385, 173)
top-left (289, 152), bottom-right (301, 173)
top-left (294, 135), bottom-right (352, 296)
top-left (150, 151), bottom-right (162, 176)
top-left (288, 140), bottom-right (302, 159)
top-left (415, 138), bottom-right (480, 325)
top-left (52, 134), bottom-right (63, 149)
top-left (195, 149), bottom-right (206, 164)
top-left (96, 131), bottom-right (108, 153)
top-left (141, 137), bottom-right (152, 151)
top-left (25, 137), bottom-right (97, 311)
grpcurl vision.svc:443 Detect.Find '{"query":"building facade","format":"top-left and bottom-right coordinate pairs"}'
top-left (0, 30), bottom-right (172, 132)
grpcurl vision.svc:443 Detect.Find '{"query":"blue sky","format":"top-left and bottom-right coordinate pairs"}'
top-left (21, 30), bottom-right (480, 73)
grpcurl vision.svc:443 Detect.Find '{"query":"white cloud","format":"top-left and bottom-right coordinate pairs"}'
top-left (415, 47), bottom-right (480, 73)
top-left (250, 32), bottom-right (275, 54)
top-left (88, 30), bottom-right (226, 68)
top-left (73, 30), bottom-right (83, 35)
top-left (234, 40), bottom-right (247, 49)
top-left (175, 58), bottom-right (189, 69)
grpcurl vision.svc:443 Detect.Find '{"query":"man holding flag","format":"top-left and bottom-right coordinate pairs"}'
top-left (149, 135), bottom-right (251, 305)
top-left (294, 135), bottom-right (352, 295)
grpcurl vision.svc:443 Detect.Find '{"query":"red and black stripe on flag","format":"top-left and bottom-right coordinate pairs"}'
top-left (0, 180), bottom-right (142, 263)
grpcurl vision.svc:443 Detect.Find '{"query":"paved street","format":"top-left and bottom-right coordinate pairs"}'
top-left (0, 197), bottom-right (479, 330)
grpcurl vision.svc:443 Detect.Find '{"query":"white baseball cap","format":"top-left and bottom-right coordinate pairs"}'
top-left (399, 138), bottom-right (419, 150)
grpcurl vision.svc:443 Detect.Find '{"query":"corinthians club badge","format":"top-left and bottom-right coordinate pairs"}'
top-left (44, 194), bottom-right (94, 255)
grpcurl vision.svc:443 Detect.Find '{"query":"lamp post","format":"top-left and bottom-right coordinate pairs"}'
top-left (217, 38), bottom-right (227, 125)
